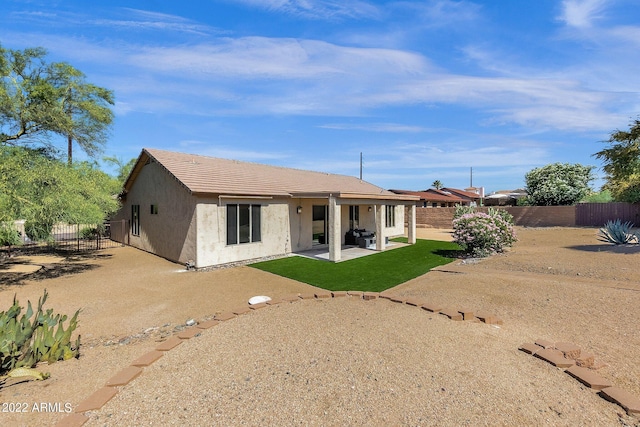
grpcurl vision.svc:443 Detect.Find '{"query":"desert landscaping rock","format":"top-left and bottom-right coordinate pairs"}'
top-left (196, 319), bottom-right (219, 329)
top-left (74, 387), bottom-right (118, 412)
top-left (566, 366), bottom-right (613, 390)
top-left (214, 311), bottom-right (237, 321)
top-left (249, 302), bottom-right (268, 310)
top-left (388, 295), bottom-right (407, 304)
top-left (155, 336), bottom-right (183, 351)
top-left (130, 351), bottom-right (164, 367)
top-left (439, 308), bottom-right (463, 321)
top-left (600, 387), bottom-right (640, 415)
top-left (232, 306), bottom-right (252, 315)
top-left (519, 343), bottom-right (542, 355)
top-left (535, 338), bottom-right (555, 349)
top-left (314, 291), bottom-right (332, 299)
top-left (362, 291), bottom-right (379, 300)
top-left (534, 348), bottom-right (576, 368)
top-left (176, 327), bottom-right (201, 339)
top-left (404, 297), bottom-right (425, 306)
top-left (556, 341), bottom-right (582, 359)
top-left (105, 366), bottom-right (143, 387)
top-left (420, 302), bottom-right (442, 313)
top-left (576, 352), bottom-right (596, 368)
top-left (475, 311), bottom-right (499, 324)
top-left (458, 308), bottom-right (475, 321)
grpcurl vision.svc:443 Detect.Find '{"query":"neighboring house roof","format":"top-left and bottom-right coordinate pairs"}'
top-left (124, 148), bottom-right (417, 201)
top-left (441, 187), bottom-right (482, 200)
top-left (390, 188), bottom-right (464, 203)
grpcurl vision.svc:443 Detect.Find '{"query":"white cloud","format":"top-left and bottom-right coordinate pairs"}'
top-left (177, 142), bottom-right (293, 162)
top-left (318, 123), bottom-right (431, 133)
top-left (393, 0), bottom-right (482, 28)
top-left (228, 0), bottom-right (381, 20)
top-left (9, 26), bottom-right (625, 133)
top-left (559, 0), bottom-right (609, 28)
top-left (126, 37), bottom-right (430, 80)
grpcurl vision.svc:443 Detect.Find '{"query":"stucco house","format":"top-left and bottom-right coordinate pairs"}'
top-left (112, 148), bottom-right (419, 268)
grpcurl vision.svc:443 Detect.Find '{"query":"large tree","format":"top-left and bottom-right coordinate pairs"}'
top-left (0, 146), bottom-right (120, 240)
top-left (593, 119), bottom-right (640, 202)
top-left (103, 155), bottom-right (137, 186)
top-left (0, 45), bottom-right (114, 163)
top-left (524, 163), bottom-right (594, 206)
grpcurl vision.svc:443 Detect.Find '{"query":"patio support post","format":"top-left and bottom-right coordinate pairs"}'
top-left (408, 204), bottom-right (416, 244)
top-left (328, 195), bottom-right (341, 262)
top-left (376, 203), bottom-right (385, 251)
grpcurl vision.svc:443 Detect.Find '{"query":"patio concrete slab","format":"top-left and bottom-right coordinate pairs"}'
top-left (293, 242), bottom-right (407, 262)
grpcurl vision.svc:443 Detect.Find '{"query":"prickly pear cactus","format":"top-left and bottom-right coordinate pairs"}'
top-left (0, 290), bottom-right (81, 376)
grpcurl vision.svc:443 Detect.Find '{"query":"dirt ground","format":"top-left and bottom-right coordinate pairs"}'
top-left (1, 227), bottom-right (639, 426)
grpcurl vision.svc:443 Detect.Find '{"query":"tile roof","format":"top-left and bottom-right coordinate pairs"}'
top-left (389, 188), bottom-right (463, 203)
top-left (441, 187), bottom-right (482, 199)
top-left (125, 148), bottom-right (417, 201)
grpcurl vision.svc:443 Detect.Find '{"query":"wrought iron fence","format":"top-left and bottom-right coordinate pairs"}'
top-left (48, 223), bottom-right (123, 251)
top-left (10, 222), bottom-right (124, 252)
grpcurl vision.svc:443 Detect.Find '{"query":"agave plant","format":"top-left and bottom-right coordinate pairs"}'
top-left (598, 219), bottom-right (639, 245)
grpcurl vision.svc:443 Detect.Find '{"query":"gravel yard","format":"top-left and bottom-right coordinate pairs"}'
top-left (1, 227), bottom-right (639, 426)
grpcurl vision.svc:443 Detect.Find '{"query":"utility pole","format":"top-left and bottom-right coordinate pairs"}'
top-left (360, 152), bottom-right (363, 180)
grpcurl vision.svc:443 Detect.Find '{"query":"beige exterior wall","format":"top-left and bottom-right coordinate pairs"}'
top-left (112, 160), bottom-right (197, 265)
top-left (288, 198), bottom-right (320, 251)
top-left (385, 204), bottom-right (406, 237)
top-left (195, 197), bottom-right (292, 268)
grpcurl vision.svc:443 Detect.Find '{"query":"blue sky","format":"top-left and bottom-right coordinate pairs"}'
top-left (2, 0), bottom-right (639, 193)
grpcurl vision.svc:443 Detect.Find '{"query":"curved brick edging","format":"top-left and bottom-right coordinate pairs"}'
top-left (519, 340), bottom-right (640, 416)
top-left (54, 290), bottom-right (635, 425)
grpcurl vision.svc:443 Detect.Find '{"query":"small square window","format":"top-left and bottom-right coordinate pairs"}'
top-left (150, 204), bottom-right (158, 215)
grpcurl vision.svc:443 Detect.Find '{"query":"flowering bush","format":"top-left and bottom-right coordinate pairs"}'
top-left (452, 209), bottom-right (517, 257)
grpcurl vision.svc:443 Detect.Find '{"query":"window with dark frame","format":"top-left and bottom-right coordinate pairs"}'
top-left (227, 204), bottom-right (261, 245)
top-left (385, 205), bottom-right (396, 228)
top-left (131, 204), bottom-right (140, 236)
top-left (150, 204), bottom-right (158, 215)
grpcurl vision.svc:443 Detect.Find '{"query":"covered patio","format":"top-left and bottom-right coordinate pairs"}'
top-left (294, 240), bottom-right (409, 262)
top-left (291, 192), bottom-right (419, 262)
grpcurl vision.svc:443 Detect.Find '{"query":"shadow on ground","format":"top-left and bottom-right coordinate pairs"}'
top-left (0, 250), bottom-right (111, 289)
top-left (566, 244), bottom-right (640, 254)
top-left (433, 248), bottom-right (465, 258)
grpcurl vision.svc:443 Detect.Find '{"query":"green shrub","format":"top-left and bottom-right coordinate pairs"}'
top-left (0, 290), bottom-right (81, 376)
top-left (80, 226), bottom-right (100, 239)
top-left (581, 190), bottom-right (613, 203)
top-left (452, 209), bottom-right (517, 257)
top-left (0, 224), bottom-right (21, 247)
top-left (24, 221), bottom-right (53, 242)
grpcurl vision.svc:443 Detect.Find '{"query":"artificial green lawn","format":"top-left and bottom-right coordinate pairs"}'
top-left (250, 238), bottom-right (461, 292)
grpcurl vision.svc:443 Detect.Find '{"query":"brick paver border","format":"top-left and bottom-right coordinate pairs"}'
top-left (54, 291), bottom-right (637, 425)
top-left (519, 340), bottom-right (640, 416)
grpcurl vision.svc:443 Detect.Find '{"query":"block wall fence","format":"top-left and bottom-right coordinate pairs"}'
top-left (406, 203), bottom-right (640, 228)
